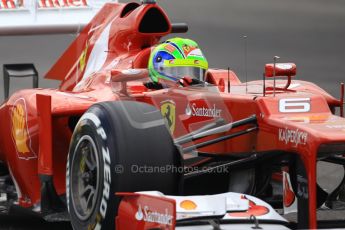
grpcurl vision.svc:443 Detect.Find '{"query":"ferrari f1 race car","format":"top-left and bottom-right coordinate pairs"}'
top-left (0, 0), bottom-right (345, 229)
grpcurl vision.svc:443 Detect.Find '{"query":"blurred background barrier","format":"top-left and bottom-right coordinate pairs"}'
top-left (0, 0), bottom-right (344, 102)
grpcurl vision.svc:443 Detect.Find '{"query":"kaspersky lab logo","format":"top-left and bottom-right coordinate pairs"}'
top-left (186, 103), bottom-right (222, 118)
top-left (135, 204), bottom-right (173, 226)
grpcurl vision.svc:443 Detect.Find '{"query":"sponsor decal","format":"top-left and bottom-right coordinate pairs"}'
top-left (164, 44), bottom-right (176, 53)
top-left (186, 103), bottom-right (222, 118)
top-left (276, 63), bottom-right (293, 70)
top-left (0, 0), bottom-right (23, 9)
top-left (283, 114), bottom-right (329, 123)
top-left (180, 200), bottom-right (197, 211)
top-left (188, 48), bottom-right (204, 58)
top-left (160, 100), bottom-right (176, 134)
top-left (135, 204), bottom-right (173, 226)
top-left (323, 119), bottom-right (345, 132)
top-left (279, 127), bottom-right (308, 147)
top-left (182, 45), bottom-right (192, 55)
top-left (182, 45), bottom-right (204, 58)
top-left (79, 23), bottom-right (111, 87)
top-left (79, 41), bottom-right (89, 73)
top-left (11, 98), bottom-right (37, 160)
top-left (37, 0), bottom-right (88, 8)
top-left (326, 124), bottom-right (345, 129)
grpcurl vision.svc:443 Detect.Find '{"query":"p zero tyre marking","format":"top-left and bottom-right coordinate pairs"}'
top-left (100, 146), bottom-right (111, 218)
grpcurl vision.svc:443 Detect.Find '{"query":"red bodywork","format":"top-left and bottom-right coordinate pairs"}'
top-left (0, 2), bottom-right (344, 229)
top-left (116, 192), bottom-right (176, 230)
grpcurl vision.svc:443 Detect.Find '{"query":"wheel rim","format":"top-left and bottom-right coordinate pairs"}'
top-left (70, 135), bottom-right (100, 221)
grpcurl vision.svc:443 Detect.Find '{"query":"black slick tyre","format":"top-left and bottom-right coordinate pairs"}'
top-left (66, 101), bottom-right (181, 230)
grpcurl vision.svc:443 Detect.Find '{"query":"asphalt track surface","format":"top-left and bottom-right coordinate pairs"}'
top-left (0, 0), bottom-right (345, 229)
top-left (0, 215), bottom-right (72, 230)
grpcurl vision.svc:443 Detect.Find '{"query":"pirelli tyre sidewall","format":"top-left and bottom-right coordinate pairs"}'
top-left (67, 101), bottom-right (181, 230)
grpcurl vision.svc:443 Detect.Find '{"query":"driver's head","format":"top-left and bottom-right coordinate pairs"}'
top-left (148, 37), bottom-right (208, 84)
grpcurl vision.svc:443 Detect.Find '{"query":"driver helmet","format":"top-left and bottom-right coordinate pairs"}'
top-left (148, 37), bottom-right (208, 84)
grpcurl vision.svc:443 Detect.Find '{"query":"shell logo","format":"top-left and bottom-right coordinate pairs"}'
top-left (135, 205), bottom-right (144, 221)
top-left (11, 98), bottom-right (37, 160)
top-left (180, 200), bottom-right (197, 210)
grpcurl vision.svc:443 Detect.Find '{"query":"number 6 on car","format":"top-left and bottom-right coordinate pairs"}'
top-left (279, 98), bottom-right (311, 113)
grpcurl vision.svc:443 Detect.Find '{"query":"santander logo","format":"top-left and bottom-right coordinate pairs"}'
top-left (0, 0), bottom-right (23, 9)
top-left (185, 103), bottom-right (222, 118)
top-left (185, 104), bottom-right (192, 116)
top-left (135, 205), bottom-right (144, 221)
top-left (135, 204), bottom-right (173, 226)
top-left (38, 0), bottom-right (88, 8)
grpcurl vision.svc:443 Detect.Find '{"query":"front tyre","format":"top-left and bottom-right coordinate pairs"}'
top-left (66, 101), bottom-right (181, 230)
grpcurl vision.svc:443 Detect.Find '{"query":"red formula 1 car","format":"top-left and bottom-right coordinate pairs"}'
top-left (0, 1), bottom-right (345, 229)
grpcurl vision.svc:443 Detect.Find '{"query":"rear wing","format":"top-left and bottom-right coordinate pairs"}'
top-left (0, 0), bottom-right (116, 36)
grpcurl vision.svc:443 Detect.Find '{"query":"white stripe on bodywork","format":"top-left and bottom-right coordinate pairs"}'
top-left (75, 23), bottom-right (111, 90)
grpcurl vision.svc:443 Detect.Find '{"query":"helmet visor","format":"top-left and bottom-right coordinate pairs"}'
top-left (158, 66), bottom-right (206, 81)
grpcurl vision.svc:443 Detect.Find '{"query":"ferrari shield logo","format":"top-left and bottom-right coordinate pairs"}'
top-left (79, 41), bottom-right (89, 72)
top-left (160, 100), bottom-right (176, 134)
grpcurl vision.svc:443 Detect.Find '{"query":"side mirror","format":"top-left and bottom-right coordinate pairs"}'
top-left (265, 63), bottom-right (296, 78)
top-left (111, 69), bottom-right (149, 95)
